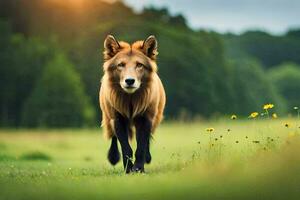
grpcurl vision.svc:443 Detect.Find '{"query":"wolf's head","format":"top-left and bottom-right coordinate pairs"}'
top-left (103, 35), bottom-right (158, 94)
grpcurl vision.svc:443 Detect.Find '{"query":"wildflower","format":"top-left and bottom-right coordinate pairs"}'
top-left (245, 136), bottom-right (248, 139)
top-left (231, 115), bottom-right (237, 120)
top-left (269, 104), bottom-right (275, 108)
top-left (220, 135), bottom-right (223, 138)
top-left (272, 113), bottom-right (278, 119)
top-left (227, 129), bottom-right (231, 132)
top-left (263, 103), bottom-right (274, 110)
top-left (252, 140), bottom-right (260, 143)
top-left (284, 123), bottom-right (290, 128)
top-left (215, 138), bottom-right (218, 141)
top-left (206, 128), bottom-right (214, 133)
top-left (249, 112), bottom-right (259, 118)
top-left (294, 106), bottom-right (299, 110)
top-left (235, 140), bottom-right (239, 143)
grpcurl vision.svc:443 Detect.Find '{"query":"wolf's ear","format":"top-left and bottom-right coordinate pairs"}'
top-left (142, 35), bottom-right (158, 60)
top-left (104, 35), bottom-right (121, 60)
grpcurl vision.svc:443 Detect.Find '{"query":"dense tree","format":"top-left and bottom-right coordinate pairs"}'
top-left (229, 59), bottom-right (285, 115)
top-left (268, 63), bottom-right (300, 111)
top-left (223, 30), bottom-right (300, 68)
top-left (21, 53), bottom-right (95, 127)
top-left (286, 29), bottom-right (300, 38)
top-left (0, 0), bottom-right (299, 127)
top-left (0, 20), bottom-right (55, 126)
top-left (142, 6), bottom-right (187, 28)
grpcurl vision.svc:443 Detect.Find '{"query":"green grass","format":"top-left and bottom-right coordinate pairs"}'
top-left (19, 151), bottom-right (52, 161)
top-left (0, 119), bottom-right (300, 200)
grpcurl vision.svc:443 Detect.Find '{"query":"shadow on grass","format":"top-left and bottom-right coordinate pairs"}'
top-left (20, 151), bottom-right (52, 161)
top-left (98, 162), bottom-right (186, 177)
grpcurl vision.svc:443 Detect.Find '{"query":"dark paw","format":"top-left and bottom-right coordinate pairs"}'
top-left (107, 148), bottom-right (120, 165)
top-left (145, 152), bottom-right (152, 164)
top-left (125, 167), bottom-right (132, 174)
top-left (107, 136), bottom-right (120, 165)
top-left (132, 164), bottom-right (145, 173)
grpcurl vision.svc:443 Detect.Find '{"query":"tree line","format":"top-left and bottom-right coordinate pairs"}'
top-left (0, 0), bottom-right (299, 127)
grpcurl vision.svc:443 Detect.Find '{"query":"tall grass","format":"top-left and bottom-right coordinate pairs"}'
top-left (0, 118), bottom-right (299, 200)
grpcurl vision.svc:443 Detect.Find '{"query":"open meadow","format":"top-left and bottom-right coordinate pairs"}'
top-left (0, 118), bottom-right (300, 200)
top-left (1, 1), bottom-right (300, 200)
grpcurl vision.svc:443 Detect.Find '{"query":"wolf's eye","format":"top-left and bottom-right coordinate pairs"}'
top-left (136, 62), bottom-right (144, 69)
top-left (117, 62), bottom-right (125, 68)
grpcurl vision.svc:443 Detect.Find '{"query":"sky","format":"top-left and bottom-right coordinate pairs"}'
top-left (123, 0), bottom-right (300, 34)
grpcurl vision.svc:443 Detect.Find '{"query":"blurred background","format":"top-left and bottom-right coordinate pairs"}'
top-left (0, 0), bottom-right (299, 128)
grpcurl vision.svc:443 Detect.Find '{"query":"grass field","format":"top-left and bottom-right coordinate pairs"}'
top-left (0, 119), bottom-right (300, 200)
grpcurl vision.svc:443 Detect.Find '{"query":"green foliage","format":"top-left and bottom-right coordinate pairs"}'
top-left (21, 53), bottom-right (95, 127)
top-left (142, 6), bottom-right (187, 28)
top-left (229, 59), bottom-right (286, 115)
top-left (268, 63), bottom-right (300, 110)
top-left (0, 0), bottom-right (299, 126)
top-left (0, 20), bottom-right (55, 126)
top-left (286, 29), bottom-right (300, 38)
top-left (223, 30), bottom-right (300, 68)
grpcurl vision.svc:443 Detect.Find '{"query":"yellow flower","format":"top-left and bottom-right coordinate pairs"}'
top-left (285, 123), bottom-right (290, 128)
top-left (263, 103), bottom-right (274, 110)
top-left (272, 113), bottom-right (278, 119)
top-left (249, 112), bottom-right (259, 118)
top-left (205, 128), bottom-right (215, 133)
top-left (263, 104), bottom-right (269, 110)
top-left (231, 115), bottom-right (237, 120)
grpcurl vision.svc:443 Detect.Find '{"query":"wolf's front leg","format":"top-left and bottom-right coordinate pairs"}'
top-left (114, 112), bottom-right (133, 173)
top-left (133, 115), bottom-right (152, 173)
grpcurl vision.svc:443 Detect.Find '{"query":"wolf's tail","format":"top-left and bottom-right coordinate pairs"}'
top-left (107, 135), bottom-right (120, 165)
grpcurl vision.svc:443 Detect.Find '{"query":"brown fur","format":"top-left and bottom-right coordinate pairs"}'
top-left (99, 35), bottom-right (166, 139)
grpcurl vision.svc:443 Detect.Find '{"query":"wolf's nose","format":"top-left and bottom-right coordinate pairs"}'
top-left (125, 78), bottom-right (135, 86)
